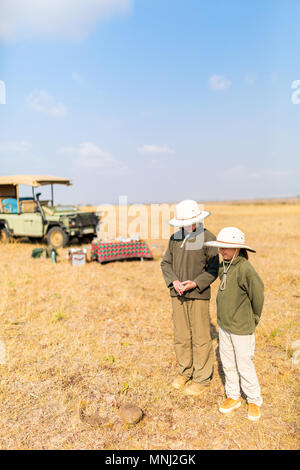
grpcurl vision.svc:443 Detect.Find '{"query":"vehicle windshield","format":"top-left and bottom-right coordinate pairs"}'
top-left (0, 183), bottom-right (76, 215)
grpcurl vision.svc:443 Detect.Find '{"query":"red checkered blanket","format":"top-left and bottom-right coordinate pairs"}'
top-left (91, 240), bottom-right (153, 263)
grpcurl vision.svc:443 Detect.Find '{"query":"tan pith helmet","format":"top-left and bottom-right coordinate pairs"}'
top-left (169, 200), bottom-right (210, 227)
top-left (205, 227), bottom-right (256, 252)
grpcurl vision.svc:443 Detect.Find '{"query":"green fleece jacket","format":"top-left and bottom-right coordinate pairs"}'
top-left (160, 226), bottom-right (219, 300)
top-left (216, 256), bottom-right (264, 335)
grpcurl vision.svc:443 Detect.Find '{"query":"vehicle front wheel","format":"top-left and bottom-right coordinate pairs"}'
top-left (0, 227), bottom-right (10, 243)
top-left (47, 226), bottom-right (69, 249)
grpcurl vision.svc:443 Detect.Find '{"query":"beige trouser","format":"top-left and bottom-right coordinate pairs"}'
top-left (171, 296), bottom-right (213, 386)
top-left (219, 326), bottom-right (263, 406)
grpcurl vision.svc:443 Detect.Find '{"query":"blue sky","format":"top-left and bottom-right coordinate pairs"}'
top-left (0, 0), bottom-right (300, 204)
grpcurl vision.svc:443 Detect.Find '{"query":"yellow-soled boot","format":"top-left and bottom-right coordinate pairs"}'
top-left (219, 397), bottom-right (242, 414)
top-left (184, 381), bottom-right (208, 396)
top-left (247, 403), bottom-right (261, 421)
top-left (171, 375), bottom-right (190, 390)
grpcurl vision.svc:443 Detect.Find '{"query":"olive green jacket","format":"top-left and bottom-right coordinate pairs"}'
top-left (216, 256), bottom-right (264, 335)
top-left (160, 226), bottom-right (219, 300)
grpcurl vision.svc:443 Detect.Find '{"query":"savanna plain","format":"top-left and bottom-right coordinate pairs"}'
top-left (0, 202), bottom-right (299, 450)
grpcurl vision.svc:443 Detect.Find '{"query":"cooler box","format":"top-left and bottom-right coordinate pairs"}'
top-left (69, 250), bottom-right (86, 266)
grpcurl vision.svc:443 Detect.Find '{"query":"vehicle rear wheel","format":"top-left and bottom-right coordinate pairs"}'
top-left (47, 226), bottom-right (69, 249)
top-left (0, 227), bottom-right (10, 243)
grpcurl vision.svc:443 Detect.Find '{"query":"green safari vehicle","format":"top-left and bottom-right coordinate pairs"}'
top-left (0, 175), bottom-right (99, 248)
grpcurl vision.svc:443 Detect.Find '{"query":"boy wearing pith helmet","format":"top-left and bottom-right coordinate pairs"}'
top-left (205, 227), bottom-right (264, 421)
top-left (161, 200), bottom-right (219, 396)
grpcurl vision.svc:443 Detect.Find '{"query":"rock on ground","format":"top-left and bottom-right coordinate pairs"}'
top-left (119, 404), bottom-right (143, 425)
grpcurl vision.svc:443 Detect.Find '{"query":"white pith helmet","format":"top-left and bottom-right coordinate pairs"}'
top-left (205, 227), bottom-right (256, 252)
top-left (169, 200), bottom-right (210, 227)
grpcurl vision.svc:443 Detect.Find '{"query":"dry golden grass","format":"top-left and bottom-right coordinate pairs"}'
top-left (0, 202), bottom-right (299, 450)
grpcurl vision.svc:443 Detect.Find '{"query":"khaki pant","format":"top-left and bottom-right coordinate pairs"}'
top-left (219, 326), bottom-right (263, 406)
top-left (171, 296), bottom-right (213, 386)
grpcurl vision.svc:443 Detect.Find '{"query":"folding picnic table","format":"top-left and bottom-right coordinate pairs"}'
top-left (91, 240), bottom-right (153, 263)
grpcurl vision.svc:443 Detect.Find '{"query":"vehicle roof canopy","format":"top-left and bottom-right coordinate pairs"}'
top-left (0, 175), bottom-right (72, 187)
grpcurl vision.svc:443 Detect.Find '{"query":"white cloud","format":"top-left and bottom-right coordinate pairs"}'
top-left (0, 140), bottom-right (31, 153)
top-left (138, 144), bottom-right (174, 155)
top-left (0, 0), bottom-right (133, 42)
top-left (26, 90), bottom-right (68, 117)
top-left (209, 74), bottom-right (232, 91)
top-left (58, 141), bottom-right (128, 175)
top-left (146, 158), bottom-right (165, 169)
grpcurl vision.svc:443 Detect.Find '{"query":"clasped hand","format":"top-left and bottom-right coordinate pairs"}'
top-left (173, 280), bottom-right (197, 296)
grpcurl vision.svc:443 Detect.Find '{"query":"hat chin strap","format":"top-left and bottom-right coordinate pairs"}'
top-left (220, 248), bottom-right (238, 291)
top-left (180, 223), bottom-right (203, 248)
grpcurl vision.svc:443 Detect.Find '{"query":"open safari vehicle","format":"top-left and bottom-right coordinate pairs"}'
top-left (0, 175), bottom-right (99, 248)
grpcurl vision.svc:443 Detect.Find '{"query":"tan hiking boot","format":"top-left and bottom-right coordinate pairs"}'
top-left (172, 375), bottom-right (190, 390)
top-left (219, 397), bottom-right (242, 414)
top-left (248, 403), bottom-right (261, 421)
top-left (184, 381), bottom-right (208, 396)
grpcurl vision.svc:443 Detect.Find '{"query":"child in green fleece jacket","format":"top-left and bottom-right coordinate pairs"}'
top-left (205, 227), bottom-right (264, 422)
